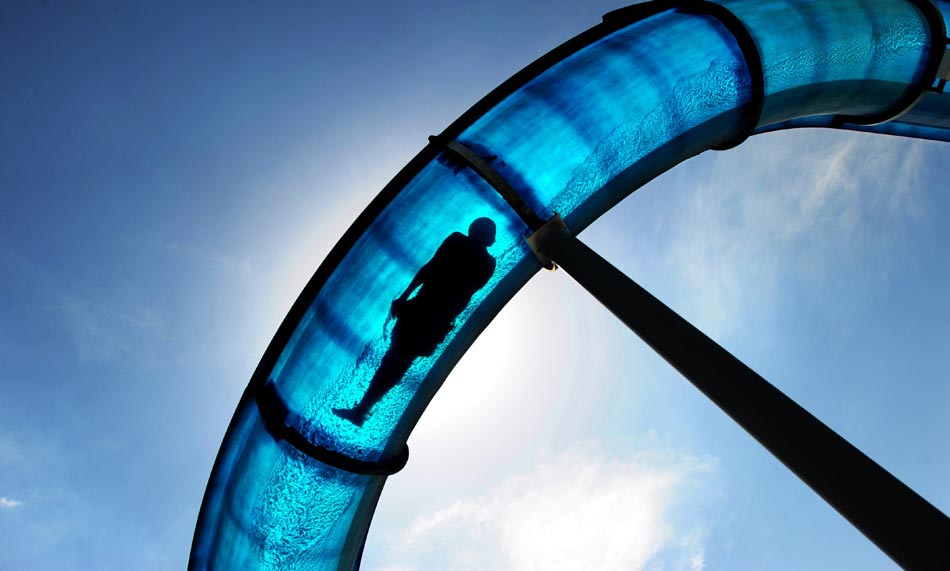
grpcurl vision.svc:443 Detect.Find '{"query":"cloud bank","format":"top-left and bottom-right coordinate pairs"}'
top-left (666, 131), bottom-right (931, 335)
top-left (380, 443), bottom-right (712, 571)
top-left (0, 496), bottom-right (23, 509)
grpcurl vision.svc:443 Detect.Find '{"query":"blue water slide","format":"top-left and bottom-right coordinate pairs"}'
top-left (190, 0), bottom-right (950, 569)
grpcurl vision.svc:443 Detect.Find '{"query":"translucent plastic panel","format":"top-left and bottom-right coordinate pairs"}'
top-left (191, 399), bottom-right (383, 570)
top-left (269, 160), bottom-right (530, 464)
top-left (936, 0), bottom-right (950, 31)
top-left (721, 0), bottom-right (931, 124)
top-left (460, 11), bottom-right (749, 226)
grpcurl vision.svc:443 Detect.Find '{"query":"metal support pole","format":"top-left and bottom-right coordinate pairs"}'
top-left (527, 215), bottom-right (949, 571)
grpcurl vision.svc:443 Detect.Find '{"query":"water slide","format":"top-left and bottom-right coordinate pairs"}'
top-left (189, 0), bottom-right (950, 569)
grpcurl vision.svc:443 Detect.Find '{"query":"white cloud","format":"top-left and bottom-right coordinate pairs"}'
top-left (666, 130), bottom-right (932, 336)
top-left (0, 240), bottom-right (168, 367)
top-left (160, 242), bottom-right (253, 278)
top-left (381, 443), bottom-right (713, 571)
top-left (0, 496), bottom-right (23, 509)
top-left (54, 293), bottom-right (165, 365)
top-left (0, 434), bottom-right (26, 470)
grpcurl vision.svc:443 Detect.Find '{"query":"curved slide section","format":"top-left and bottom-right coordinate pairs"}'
top-left (190, 1), bottom-right (950, 569)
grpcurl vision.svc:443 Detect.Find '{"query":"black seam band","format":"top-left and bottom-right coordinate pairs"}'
top-left (677, 0), bottom-right (765, 150)
top-left (254, 379), bottom-right (409, 476)
top-left (429, 136), bottom-right (547, 231)
top-left (834, 0), bottom-right (948, 126)
top-left (604, 0), bottom-right (765, 151)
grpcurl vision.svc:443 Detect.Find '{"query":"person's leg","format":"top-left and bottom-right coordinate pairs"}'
top-left (334, 316), bottom-right (448, 425)
top-left (355, 348), bottom-right (415, 415)
top-left (335, 343), bottom-right (416, 425)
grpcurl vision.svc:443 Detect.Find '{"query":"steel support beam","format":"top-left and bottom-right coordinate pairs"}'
top-left (527, 215), bottom-right (950, 571)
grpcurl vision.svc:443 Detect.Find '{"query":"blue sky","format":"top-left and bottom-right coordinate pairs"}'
top-left (1, 1), bottom-right (948, 570)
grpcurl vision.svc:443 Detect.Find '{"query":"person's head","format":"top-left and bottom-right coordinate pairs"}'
top-left (468, 217), bottom-right (496, 247)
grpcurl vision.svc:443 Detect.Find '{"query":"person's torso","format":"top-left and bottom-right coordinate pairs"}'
top-left (409, 233), bottom-right (494, 322)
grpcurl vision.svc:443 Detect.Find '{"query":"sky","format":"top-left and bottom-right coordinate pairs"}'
top-left (1, 1), bottom-right (948, 570)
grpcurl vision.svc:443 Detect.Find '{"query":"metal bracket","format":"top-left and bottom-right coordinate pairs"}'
top-left (255, 379), bottom-right (409, 476)
top-left (939, 45), bottom-right (950, 79)
top-left (933, 42), bottom-right (950, 93)
top-left (429, 136), bottom-right (546, 231)
top-left (524, 214), bottom-right (570, 271)
top-left (928, 38), bottom-right (950, 94)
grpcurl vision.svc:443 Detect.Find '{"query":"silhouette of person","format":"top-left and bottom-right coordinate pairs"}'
top-left (334, 217), bottom-right (497, 426)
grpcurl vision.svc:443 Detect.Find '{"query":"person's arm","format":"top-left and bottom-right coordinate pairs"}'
top-left (391, 234), bottom-right (458, 316)
top-left (475, 257), bottom-right (496, 291)
top-left (391, 265), bottom-right (428, 314)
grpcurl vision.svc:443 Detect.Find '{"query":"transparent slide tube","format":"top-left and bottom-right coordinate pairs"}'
top-left (190, 1), bottom-right (949, 569)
